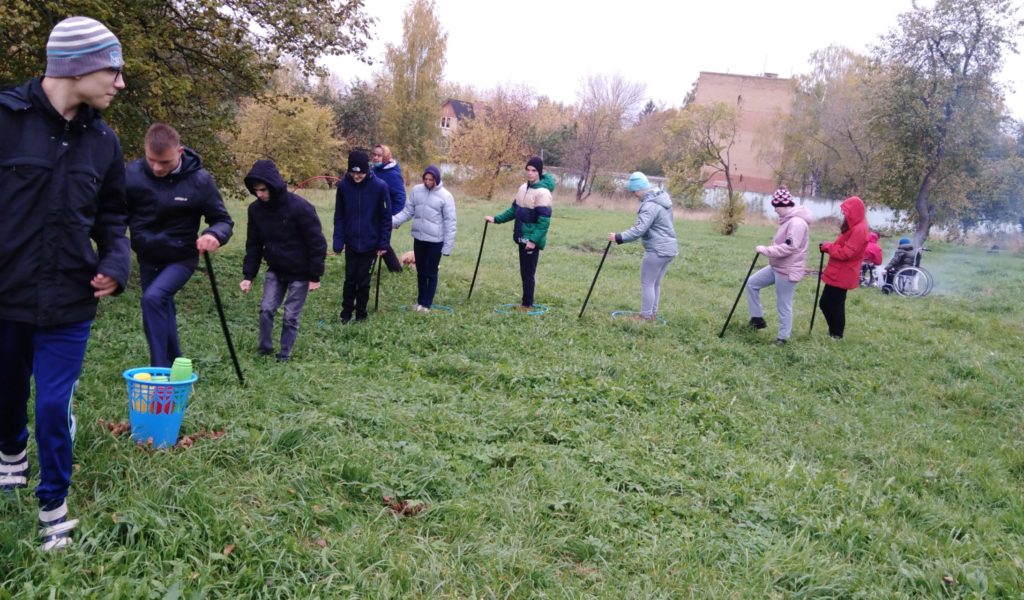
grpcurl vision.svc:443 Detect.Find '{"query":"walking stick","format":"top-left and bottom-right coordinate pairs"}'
top-left (203, 252), bottom-right (244, 385)
top-left (467, 220), bottom-right (489, 300)
top-left (578, 240), bottom-right (613, 319)
top-left (374, 254), bottom-right (383, 312)
top-left (718, 252), bottom-right (759, 338)
top-left (809, 249), bottom-right (825, 335)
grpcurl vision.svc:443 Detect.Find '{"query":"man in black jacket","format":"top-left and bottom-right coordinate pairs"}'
top-left (126, 123), bottom-right (234, 367)
top-left (333, 150), bottom-right (391, 323)
top-left (241, 160), bottom-right (326, 362)
top-left (0, 16), bottom-right (130, 551)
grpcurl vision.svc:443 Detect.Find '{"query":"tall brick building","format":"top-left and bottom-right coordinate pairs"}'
top-left (692, 72), bottom-right (795, 195)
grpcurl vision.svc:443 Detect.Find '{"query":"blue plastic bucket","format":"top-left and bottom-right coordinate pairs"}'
top-left (123, 367), bottom-right (198, 448)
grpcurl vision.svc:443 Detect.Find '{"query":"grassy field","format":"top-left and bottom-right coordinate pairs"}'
top-left (2, 188), bottom-right (1023, 599)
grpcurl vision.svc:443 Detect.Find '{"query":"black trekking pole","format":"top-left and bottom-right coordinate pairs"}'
top-left (374, 254), bottom-right (383, 312)
top-left (467, 220), bottom-right (489, 300)
top-left (718, 252), bottom-right (759, 338)
top-left (579, 240), bottom-right (613, 319)
top-left (203, 252), bottom-right (244, 385)
top-left (809, 249), bottom-right (825, 335)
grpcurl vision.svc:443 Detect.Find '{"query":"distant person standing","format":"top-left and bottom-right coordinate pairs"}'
top-left (485, 156), bottom-right (554, 309)
top-left (392, 165), bottom-right (457, 312)
top-left (608, 172), bottom-right (678, 321)
top-left (0, 16), bottom-right (130, 551)
top-left (372, 144), bottom-right (407, 273)
top-left (333, 150), bottom-right (392, 323)
top-left (126, 123), bottom-right (234, 367)
top-left (745, 186), bottom-right (812, 344)
top-left (818, 196), bottom-right (869, 339)
top-left (240, 160), bottom-right (326, 361)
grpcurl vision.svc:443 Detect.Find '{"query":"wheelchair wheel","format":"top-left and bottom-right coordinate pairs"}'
top-left (893, 266), bottom-right (933, 297)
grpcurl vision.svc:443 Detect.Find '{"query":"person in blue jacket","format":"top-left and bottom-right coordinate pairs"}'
top-left (333, 150), bottom-right (392, 323)
top-left (372, 144), bottom-right (407, 273)
top-left (0, 16), bottom-right (131, 551)
top-left (126, 123), bottom-right (233, 367)
top-left (240, 160), bottom-right (326, 362)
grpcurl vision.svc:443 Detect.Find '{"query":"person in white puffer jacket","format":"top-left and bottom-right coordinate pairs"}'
top-left (746, 186), bottom-right (813, 345)
top-left (392, 165), bottom-right (457, 312)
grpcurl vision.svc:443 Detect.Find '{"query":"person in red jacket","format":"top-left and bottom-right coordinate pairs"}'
top-left (860, 231), bottom-right (883, 286)
top-left (818, 196), bottom-right (868, 339)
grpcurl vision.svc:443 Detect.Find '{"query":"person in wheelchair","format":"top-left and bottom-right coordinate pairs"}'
top-left (881, 237), bottom-right (916, 294)
top-left (860, 231), bottom-right (883, 286)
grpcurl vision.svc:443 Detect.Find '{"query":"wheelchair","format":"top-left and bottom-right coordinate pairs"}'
top-left (881, 249), bottom-right (933, 297)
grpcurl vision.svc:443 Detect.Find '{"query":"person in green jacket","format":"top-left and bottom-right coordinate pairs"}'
top-left (485, 156), bottom-right (554, 309)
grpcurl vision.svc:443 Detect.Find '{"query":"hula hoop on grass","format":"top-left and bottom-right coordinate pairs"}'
top-left (611, 310), bottom-right (667, 325)
top-left (399, 304), bottom-right (454, 315)
top-left (494, 303), bottom-right (549, 316)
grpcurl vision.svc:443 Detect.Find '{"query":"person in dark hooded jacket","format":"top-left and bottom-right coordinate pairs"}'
top-left (240, 160), bottom-right (326, 361)
top-left (818, 196), bottom-right (869, 339)
top-left (333, 150), bottom-right (392, 323)
top-left (881, 237), bottom-right (917, 294)
top-left (126, 123), bottom-right (233, 367)
top-left (0, 16), bottom-right (130, 551)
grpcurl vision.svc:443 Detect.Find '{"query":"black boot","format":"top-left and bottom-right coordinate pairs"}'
top-left (749, 316), bottom-right (767, 330)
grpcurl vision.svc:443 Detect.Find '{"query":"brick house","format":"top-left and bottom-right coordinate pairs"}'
top-left (692, 72), bottom-right (795, 195)
top-left (440, 98), bottom-right (475, 137)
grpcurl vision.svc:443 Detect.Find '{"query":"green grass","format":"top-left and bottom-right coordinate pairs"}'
top-left (3, 189), bottom-right (1023, 598)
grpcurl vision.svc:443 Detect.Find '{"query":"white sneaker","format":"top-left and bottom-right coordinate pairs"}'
top-left (0, 450), bottom-right (29, 490)
top-left (415, 305), bottom-right (430, 313)
top-left (39, 500), bottom-right (79, 551)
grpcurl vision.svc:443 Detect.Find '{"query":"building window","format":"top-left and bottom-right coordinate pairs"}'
top-left (440, 116), bottom-right (452, 129)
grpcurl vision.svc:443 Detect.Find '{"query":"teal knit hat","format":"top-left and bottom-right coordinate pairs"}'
top-left (627, 172), bottom-right (651, 192)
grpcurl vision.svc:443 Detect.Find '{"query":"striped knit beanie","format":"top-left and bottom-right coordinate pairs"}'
top-left (45, 17), bottom-right (123, 78)
top-left (771, 185), bottom-right (795, 207)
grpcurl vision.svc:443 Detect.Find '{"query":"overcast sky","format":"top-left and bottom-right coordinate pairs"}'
top-left (323, 0), bottom-right (1023, 118)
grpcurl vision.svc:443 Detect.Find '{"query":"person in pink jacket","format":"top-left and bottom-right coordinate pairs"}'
top-left (860, 231), bottom-right (883, 286)
top-left (746, 186), bottom-right (812, 344)
top-left (818, 196), bottom-right (868, 339)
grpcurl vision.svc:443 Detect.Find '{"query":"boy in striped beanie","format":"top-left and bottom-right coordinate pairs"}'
top-left (0, 16), bottom-right (130, 551)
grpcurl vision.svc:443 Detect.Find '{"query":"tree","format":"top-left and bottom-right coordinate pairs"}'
top-left (378, 0), bottom-right (447, 171)
top-left (868, 0), bottom-right (1023, 246)
top-left (227, 95), bottom-right (342, 185)
top-left (312, 76), bottom-right (383, 152)
top-left (448, 86), bottom-right (533, 199)
top-left (564, 75), bottom-right (645, 202)
top-left (774, 46), bottom-right (880, 198)
top-left (0, 0), bottom-right (372, 183)
top-left (664, 102), bottom-right (744, 233)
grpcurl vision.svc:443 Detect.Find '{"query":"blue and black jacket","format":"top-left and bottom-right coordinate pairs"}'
top-left (332, 172), bottom-right (392, 254)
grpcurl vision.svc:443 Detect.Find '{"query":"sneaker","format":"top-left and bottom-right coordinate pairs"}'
top-left (774, 338), bottom-right (787, 346)
top-left (257, 348), bottom-right (274, 357)
top-left (38, 500), bottom-right (79, 551)
top-left (275, 355), bottom-right (290, 363)
top-left (0, 450), bottom-right (29, 490)
top-left (414, 305), bottom-right (430, 314)
top-left (514, 305), bottom-right (533, 313)
top-left (749, 317), bottom-right (767, 330)
top-left (830, 335), bottom-right (843, 340)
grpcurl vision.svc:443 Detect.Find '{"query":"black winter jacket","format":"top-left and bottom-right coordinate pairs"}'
top-left (0, 78), bottom-right (130, 326)
top-left (332, 172), bottom-right (392, 253)
top-left (242, 160), bottom-right (326, 282)
top-left (126, 147), bottom-right (233, 265)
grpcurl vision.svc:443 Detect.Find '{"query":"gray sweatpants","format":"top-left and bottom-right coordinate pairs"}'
top-left (746, 265), bottom-right (798, 340)
top-left (640, 252), bottom-right (674, 318)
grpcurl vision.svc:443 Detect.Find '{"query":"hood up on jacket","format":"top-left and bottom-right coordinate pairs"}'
top-left (244, 160), bottom-right (288, 204)
top-left (840, 196), bottom-right (866, 228)
top-left (423, 165), bottom-right (442, 186)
